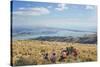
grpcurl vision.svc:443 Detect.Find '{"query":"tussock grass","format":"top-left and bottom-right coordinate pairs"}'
top-left (11, 40), bottom-right (97, 66)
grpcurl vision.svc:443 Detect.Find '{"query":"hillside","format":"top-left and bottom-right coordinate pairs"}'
top-left (30, 34), bottom-right (97, 44)
top-left (11, 40), bottom-right (97, 66)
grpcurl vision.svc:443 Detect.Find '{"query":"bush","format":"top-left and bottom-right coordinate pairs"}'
top-left (14, 56), bottom-right (37, 66)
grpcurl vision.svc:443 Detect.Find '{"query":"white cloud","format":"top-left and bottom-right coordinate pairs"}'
top-left (19, 7), bottom-right (25, 10)
top-left (85, 5), bottom-right (95, 10)
top-left (47, 6), bottom-right (52, 8)
top-left (13, 7), bottom-right (50, 16)
top-left (55, 3), bottom-right (68, 11)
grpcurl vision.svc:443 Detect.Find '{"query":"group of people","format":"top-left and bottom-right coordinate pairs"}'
top-left (41, 46), bottom-right (79, 64)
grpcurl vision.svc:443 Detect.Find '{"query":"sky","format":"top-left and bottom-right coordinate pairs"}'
top-left (11, 1), bottom-right (97, 32)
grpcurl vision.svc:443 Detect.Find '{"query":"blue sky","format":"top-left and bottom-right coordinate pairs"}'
top-left (12, 1), bottom-right (97, 32)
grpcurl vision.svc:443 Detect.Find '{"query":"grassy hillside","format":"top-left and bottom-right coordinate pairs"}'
top-left (11, 40), bottom-right (97, 66)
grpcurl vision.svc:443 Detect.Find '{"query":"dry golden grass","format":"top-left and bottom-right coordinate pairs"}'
top-left (11, 40), bottom-right (97, 66)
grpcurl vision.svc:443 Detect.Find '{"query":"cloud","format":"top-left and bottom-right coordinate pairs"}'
top-left (55, 3), bottom-right (68, 11)
top-left (13, 7), bottom-right (50, 16)
top-left (85, 5), bottom-right (95, 10)
top-left (18, 7), bottom-right (25, 10)
top-left (47, 6), bottom-right (52, 8)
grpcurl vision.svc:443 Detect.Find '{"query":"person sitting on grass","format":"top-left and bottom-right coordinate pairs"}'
top-left (44, 53), bottom-right (49, 61)
top-left (50, 53), bottom-right (56, 63)
top-left (72, 48), bottom-right (78, 57)
top-left (42, 52), bottom-right (49, 62)
top-left (50, 49), bottom-right (57, 63)
top-left (59, 48), bottom-right (67, 62)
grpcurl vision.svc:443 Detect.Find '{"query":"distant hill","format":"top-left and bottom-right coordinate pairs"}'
top-left (31, 34), bottom-right (97, 44)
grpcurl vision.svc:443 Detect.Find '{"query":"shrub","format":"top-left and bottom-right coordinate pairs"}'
top-left (14, 56), bottom-right (37, 66)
